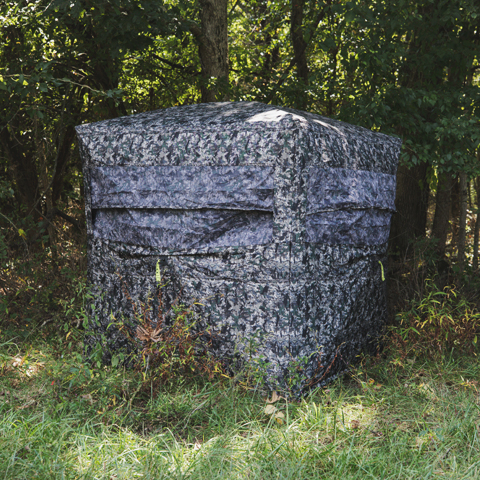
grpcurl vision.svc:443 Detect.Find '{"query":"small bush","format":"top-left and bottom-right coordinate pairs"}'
top-left (111, 265), bottom-right (224, 392)
top-left (391, 279), bottom-right (480, 356)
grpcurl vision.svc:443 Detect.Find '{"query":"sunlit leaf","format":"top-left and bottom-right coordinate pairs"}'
top-left (266, 391), bottom-right (285, 403)
top-left (264, 404), bottom-right (277, 415)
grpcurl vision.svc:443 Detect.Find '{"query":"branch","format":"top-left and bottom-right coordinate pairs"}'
top-left (189, 22), bottom-right (203, 41)
top-left (10, 207), bottom-right (82, 248)
top-left (228, 0), bottom-right (241, 16)
top-left (263, 0), bottom-right (332, 104)
top-left (0, 212), bottom-right (29, 253)
top-left (51, 208), bottom-right (82, 232)
top-left (150, 54), bottom-right (199, 74)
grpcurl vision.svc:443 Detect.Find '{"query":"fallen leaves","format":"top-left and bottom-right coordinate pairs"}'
top-left (266, 391), bottom-right (286, 404)
top-left (264, 404), bottom-right (285, 423)
top-left (264, 404), bottom-right (276, 415)
top-left (264, 391), bottom-right (286, 424)
top-left (8, 356), bottom-right (45, 378)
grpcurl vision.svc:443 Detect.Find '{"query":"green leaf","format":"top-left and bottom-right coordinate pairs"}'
top-left (378, 261), bottom-right (385, 281)
top-left (345, 11), bottom-right (356, 23)
top-left (156, 260), bottom-right (161, 285)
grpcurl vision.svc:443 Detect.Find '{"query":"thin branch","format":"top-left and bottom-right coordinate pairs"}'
top-left (228, 0), bottom-right (241, 16)
top-left (263, 0), bottom-right (332, 104)
top-left (150, 54), bottom-right (199, 74)
top-left (51, 208), bottom-right (82, 232)
top-left (189, 22), bottom-right (203, 41)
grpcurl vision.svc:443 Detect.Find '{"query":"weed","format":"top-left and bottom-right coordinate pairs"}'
top-left (392, 279), bottom-right (480, 356)
top-left (0, 199), bottom-right (86, 332)
top-left (2, 326), bottom-right (480, 479)
top-left (110, 265), bottom-right (225, 393)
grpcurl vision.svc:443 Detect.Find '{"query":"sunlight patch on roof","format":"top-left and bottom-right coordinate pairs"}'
top-left (246, 109), bottom-right (308, 124)
top-left (313, 119), bottom-right (343, 134)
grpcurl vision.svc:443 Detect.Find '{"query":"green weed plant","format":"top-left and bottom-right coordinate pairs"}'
top-left (394, 279), bottom-right (480, 357)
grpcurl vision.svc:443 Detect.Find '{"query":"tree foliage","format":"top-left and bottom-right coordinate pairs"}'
top-left (1, 0), bottom-right (479, 262)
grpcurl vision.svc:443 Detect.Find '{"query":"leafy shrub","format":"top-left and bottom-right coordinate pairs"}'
top-left (392, 279), bottom-right (480, 356)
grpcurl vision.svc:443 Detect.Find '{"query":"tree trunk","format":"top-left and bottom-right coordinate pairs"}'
top-left (450, 176), bottom-right (460, 245)
top-left (473, 177), bottom-right (480, 271)
top-left (389, 162), bottom-right (429, 254)
top-left (457, 172), bottom-right (468, 274)
top-left (51, 124), bottom-right (77, 206)
top-left (0, 128), bottom-right (40, 218)
top-left (291, 0), bottom-right (309, 109)
top-left (192, 0), bottom-right (229, 103)
top-left (431, 173), bottom-right (454, 256)
top-left (468, 180), bottom-right (473, 209)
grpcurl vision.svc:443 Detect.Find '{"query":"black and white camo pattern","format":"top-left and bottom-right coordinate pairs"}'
top-left (76, 101), bottom-right (401, 393)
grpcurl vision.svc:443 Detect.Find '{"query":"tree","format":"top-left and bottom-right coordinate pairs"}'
top-left (0, 0), bottom-right (176, 226)
top-left (1, 0), bottom-right (479, 269)
top-left (290, 0), bottom-right (309, 109)
top-left (331, 0), bottom-right (480, 256)
top-left (190, 0), bottom-right (229, 102)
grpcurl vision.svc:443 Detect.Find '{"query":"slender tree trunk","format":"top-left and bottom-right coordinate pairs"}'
top-left (390, 162), bottom-right (429, 253)
top-left (468, 180), bottom-right (473, 209)
top-left (473, 176), bottom-right (480, 271)
top-left (291, 0), bottom-right (309, 109)
top-left (253, 2), bottom-right (280, 93)
top-left (431, 173), bottom-right (454, 256)
top-left (0, 128), bottom-right (40, 218)
top-left (450, 177), bottom-right (460, 246)
top-left (191, 0), bottom-right (229, 102)
top-left (51, 124), bottom-right (77, 206)
top-left (457, 171), bottom-right (468, 273)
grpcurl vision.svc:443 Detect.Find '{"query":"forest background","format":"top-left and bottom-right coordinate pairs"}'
top-left (1, 0), bottom-right (480, 357)
top-left (2, 1), bottom-right (480, 477)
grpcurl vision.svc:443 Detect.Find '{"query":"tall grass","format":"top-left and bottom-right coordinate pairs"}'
top-left (1, 324), bottom-right (480, 479)
top-left (2, 235), bottom-right (480, 479)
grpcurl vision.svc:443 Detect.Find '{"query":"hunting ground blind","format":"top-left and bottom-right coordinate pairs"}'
top-left (76, 101), bottom-right (401, 390)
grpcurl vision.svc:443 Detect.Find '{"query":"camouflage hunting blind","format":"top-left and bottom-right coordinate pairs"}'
top-left (76, 101), bottom-right (402, 390)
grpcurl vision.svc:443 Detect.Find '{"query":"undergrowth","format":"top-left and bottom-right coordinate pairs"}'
top-left (387, 237), bottom-right (480, 360)
top-left (0, 201), bottom-right (87, 331)
top-left (109, 265), bottom-right (225, 396)
top-left (2, 229), bottom-right (480, 477)
top-left (1, 319), bottom-right (480, 479)
top-left (393, 280), bottom-right (480, 357)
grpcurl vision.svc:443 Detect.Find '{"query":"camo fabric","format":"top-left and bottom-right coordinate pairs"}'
top-left (76, 101), bottom-right (401, 392)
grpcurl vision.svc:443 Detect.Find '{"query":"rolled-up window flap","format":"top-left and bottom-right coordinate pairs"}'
top-left (306, 167), bottom-right (396, 245)
top-left (90, 165), bottom-right (274, 249)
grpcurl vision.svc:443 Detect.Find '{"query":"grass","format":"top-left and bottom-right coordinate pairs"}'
top-left (1, 321), bottom-right (480, 480)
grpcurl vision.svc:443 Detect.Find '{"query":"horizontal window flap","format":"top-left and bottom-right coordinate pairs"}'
top-left (93, 209), bottom-right (273, 249)
top-left (90, 166), bottom-right (274, 211)
top-left (306, 209), bottom-right (392, 245)
top-left (307, 167), bottom-right (396, 214)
